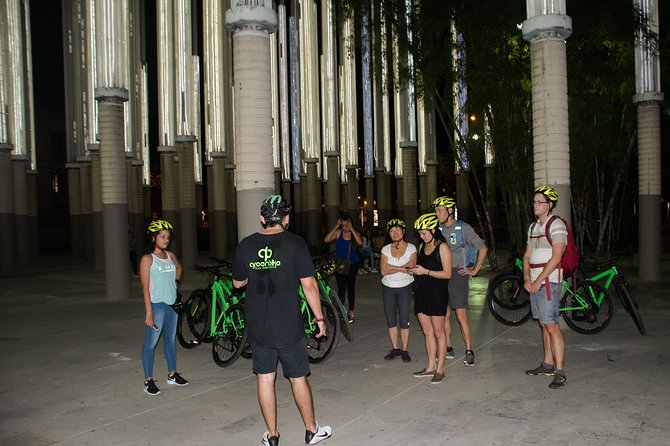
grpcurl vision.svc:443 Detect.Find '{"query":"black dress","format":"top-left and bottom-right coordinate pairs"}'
top-left (413, 242), bottom-right (449, 316)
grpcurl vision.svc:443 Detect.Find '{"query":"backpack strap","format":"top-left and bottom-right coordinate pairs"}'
top-left (454, 220), bottom-right (469, 271)
top-left (529, 215), bottom-right (560, 301)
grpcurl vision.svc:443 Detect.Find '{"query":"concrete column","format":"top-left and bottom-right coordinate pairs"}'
top-left (131, 161), bottom-right (145, 257)
top-left (425, 161), bottom-right (438, 211)
top-left (305, 159), bottom-right (320, 250)
top-left (79, 159), bottom-right (94, 260)
top-left (89, 145), bottom-right (104, 270)
top-left (375, 168), bottom-right (392, 225)
top-left (66, 163), bottom-right (84, 259)
top-left (456, 172), bottom-right (472, 222)
top-left (418, 173), bottom-right (427, 213)
top-left (210, 153), bottom-right (228, 259)
top-left (522, 11), bottom-right (573, 222)
top-left (402, 144), bottom-right (418, 228)
top-left (177, 137), bottom-right (198, 269)
top-left (0, 146), bottom-right (13, 274)
top-left (97, 95), bottom-right (130, 302)
top-left (300, 173), bottom-right (308, 235)
top-left (158, 146), bottom-right (179, 254)
top-left (346, 166), bottom-right (358, 217)
top-left (325, 154), bottom-right (340, 232)
top-left (396, 177), bottom-right (404, 220)
top-left (225, 164), bottom-right (238, 252)
top-left (281, 180), bottom-right (292, 209)
top-left (365, 176), bottom-right (375, 229)
top-left (225, 2), bottom-right (277, 241)
top-left (294, 180), bottom-right (303, 234)
top-left (27, 170), bottom-right (39, 256)
top-left (12, 157), bottom-right (29, 267)
top-left (636, 101), bottom-right (663, 281)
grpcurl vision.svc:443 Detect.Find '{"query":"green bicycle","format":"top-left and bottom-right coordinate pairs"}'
top-left (486, 258), bottom-right (614, 334)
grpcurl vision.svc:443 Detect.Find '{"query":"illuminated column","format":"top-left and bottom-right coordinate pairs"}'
top-left (484, 108), bottom-right (496, 221)
top-left (94, 0), bottom-right (130, 301)
top-left (418, 94), bottom-right (437, 211)
top-left (225, 0), bottom-right (277, 240)
top-left (522, 1), bottom-right (572, 221)
top-left (361, 7), bottom-right (375, 229)
top-left (321, 0), bottom-right (339, 231)
top-left (340, 14), bottom-right (358, 213)
top-left (633, 0), bottom-right (663, 281)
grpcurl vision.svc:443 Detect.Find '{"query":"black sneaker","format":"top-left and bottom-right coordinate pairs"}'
top-left (400, 350), bottom-right (411, 363)
top-left (305, 425), bottom-right (332, 444)
top-left (384, 348), bottom-right (401, 360)
top-left (446, 346), bottom-right (455, 359)
top-left (464, 350), bottom-right (475, 366)
top-left (143, 379), bottom-right (160, 395)
top-left (262, 431), bottom-right (280, 446)
top-left (167, 372), bottom-right (189, 386)
top-left (549, 373), bottom-right (567, 389)
top-left (525, 364), bottom-right (556, 376)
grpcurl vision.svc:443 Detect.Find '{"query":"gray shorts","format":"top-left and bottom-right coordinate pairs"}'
top-left (530, 282), bottom-right (561, 324)
top-left (447, 270), bottom-right (470, 309)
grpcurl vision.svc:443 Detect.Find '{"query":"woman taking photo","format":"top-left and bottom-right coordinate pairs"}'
top-left (324, 214), bottom-right (363, 323)
top-left (408, 214), bottom-right (452, 384)
top-left (380, 219), bottom-right (417, 363)
top-left (140, 220), bottom-right (188, 395)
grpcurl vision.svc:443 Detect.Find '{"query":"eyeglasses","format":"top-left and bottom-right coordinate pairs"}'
top-left (532, 200), bottom-right (548, 205)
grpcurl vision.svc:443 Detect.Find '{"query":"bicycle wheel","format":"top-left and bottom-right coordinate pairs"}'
top-left (486, 274), bottom-right (532, 326)
top-left (212, 304), bottom-right (248, 367)
top-left (562, 280), bottom-right (613, 335)
top-left (616, 282), bottom-right (646, 335)
top-left (329, 289), bottom-right (353, 342)
top-left (306, 299), bottom-right (339, 364)
top-left (177, 289), bottom-right (210, 349)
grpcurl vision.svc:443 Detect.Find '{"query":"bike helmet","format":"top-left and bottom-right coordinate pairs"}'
top-left (534, 185), bottom-right (559, 203)
top-left (147, 220), bottom-right (174, 234)
top-left (386, 218), bottom-right (406, 231)
top-left (414, 213), bottom-right (440, 230)
top-left (260, 194), bottom-right (291, 223)
top-left (432, 196), bottom-right (456, 209)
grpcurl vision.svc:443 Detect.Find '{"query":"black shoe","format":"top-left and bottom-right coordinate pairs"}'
top-left (143, 379), bottom-right (160, 395)
top-left (400, 350), bottom-right (411, 363)
top-left (167, 372), bottom-right (189, 386)
top-left (464, 350), bottom-right (475, 366)
top-left (446, 346), bottom-right (455, 359)
top-left (549, 373), bottom-right (567, 389)
top-left (262, 432), bottom-right (280, 446)
top-left (305, 425), bottom-right (332, 444)
top-left (525, 364), bottom-right (556, 376)
top-left (384, 349), bottom-right (401, 360)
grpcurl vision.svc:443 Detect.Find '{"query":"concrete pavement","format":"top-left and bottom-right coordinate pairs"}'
top-left (1, 253), bottom-right (668, 446)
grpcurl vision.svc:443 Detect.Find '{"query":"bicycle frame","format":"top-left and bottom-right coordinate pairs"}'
top-left (210, 275), bottom-right (245, 337)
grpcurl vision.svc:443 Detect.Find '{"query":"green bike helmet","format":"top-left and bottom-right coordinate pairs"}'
top-left (386, 218), bottom-right (406, 232)
top-left (432, 196), bottom-right (456, 209)
top-left (414, 213), bottom-right (440, 230)
top-left (534, 185), bottom-right (559, 203)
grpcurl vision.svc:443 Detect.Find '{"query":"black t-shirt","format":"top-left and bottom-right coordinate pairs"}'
top-left (232, 230), bottom-right (315, 348)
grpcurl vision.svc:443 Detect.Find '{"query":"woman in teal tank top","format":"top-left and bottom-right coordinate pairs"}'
top-left (140, 220), bottom-right (188, 396)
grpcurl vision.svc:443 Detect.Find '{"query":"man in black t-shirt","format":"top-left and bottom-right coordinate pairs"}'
top-left (232, 195), bottom-right (332, 446)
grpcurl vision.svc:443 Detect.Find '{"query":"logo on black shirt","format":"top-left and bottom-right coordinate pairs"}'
top-left (249, 246), bottom-right (282, 270)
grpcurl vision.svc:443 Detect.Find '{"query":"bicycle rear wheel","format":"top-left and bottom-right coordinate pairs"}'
top-left (329, 289), bottom-right (353, 342)
top-left (177, 289), bottom-right (210, 349)
top-left (486, 274), bottom-right (532, 326)
top-left (562, 280), bottom-right (613, 335)
top-left (616, 282), bottom-right (646, 335)
top-left (212, 304), bottom-right (248, 367)
top-left (306, 299), bottom-right (339, 364)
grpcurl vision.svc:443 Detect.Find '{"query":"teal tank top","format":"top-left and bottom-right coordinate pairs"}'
top-left (149, 253), bottom-right (177, 304)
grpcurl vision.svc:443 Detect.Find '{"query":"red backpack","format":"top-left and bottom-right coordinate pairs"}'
top-left (531, 215), bottom-right (579, 276)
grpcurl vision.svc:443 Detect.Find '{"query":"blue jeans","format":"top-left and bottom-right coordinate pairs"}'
top-left (141, 302), bottom-right (177, 378)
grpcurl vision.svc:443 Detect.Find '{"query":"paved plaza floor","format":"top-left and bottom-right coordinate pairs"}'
top-left (1, 253), bottom-right (669, 446)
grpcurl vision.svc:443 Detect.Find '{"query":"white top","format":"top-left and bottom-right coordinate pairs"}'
top-left (381, 242), bottom-right (417, 288)
top-left (527, 217), bottom-right (567, 283)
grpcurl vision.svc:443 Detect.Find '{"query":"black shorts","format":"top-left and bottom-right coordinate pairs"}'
top-left (252, 339), bottom-right (311, 378)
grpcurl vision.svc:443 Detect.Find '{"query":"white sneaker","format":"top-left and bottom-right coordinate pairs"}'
top-left (305, 425), bottom-right (332, 444)
top-left (262, 431), bottom-right (280, 446)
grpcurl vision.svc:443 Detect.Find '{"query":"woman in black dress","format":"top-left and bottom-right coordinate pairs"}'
top-left (408, 214), bottom-right (452, 384)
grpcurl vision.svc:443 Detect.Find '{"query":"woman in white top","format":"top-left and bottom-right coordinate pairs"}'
top-left (380, 218), bottom-right (417, 362)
